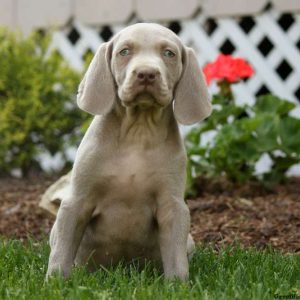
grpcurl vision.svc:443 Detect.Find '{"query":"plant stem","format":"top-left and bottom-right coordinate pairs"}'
top-left (217, 80), bottom-right (234, 102)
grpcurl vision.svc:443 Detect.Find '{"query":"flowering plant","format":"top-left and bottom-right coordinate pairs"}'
top-left (185, 54), bottom-right (300, 196)
top-left (203, 54), bottom-right (254, 99)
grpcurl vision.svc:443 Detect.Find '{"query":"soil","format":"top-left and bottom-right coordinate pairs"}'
top-left (0, 175), bottom-right (299, 252)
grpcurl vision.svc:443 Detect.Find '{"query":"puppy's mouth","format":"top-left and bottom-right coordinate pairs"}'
top-left (137, 84), bottom-right (158, 98)
top-left (121, 91), bottom-right (162, 109)
top-left (119, 80), bottom-right (171, 108)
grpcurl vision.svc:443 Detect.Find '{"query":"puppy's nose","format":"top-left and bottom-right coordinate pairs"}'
top-left (136, 68), bottom-right (157, 84)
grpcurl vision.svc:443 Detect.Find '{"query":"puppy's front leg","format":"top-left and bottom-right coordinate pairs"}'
top-left (46, 197), bottom-right (94, 278)
top-left (157, 196), bottom-right (190, 281)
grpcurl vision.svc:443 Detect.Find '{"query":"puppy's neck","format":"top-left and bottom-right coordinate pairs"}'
top-left (113, 97), bottom-right (175, 149)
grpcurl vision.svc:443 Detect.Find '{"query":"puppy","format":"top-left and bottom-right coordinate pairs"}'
top-left (46, 23), bottom-right (212, 281)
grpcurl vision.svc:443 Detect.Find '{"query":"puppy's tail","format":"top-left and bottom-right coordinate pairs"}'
top-left (39, 172), bottom-right (72, 216)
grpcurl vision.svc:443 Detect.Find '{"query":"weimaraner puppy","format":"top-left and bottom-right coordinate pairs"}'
top-left (46, 23), bottom-right (212, 281)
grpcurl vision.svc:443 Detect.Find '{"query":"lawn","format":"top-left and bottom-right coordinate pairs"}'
top-left (0, 239), bottom-right (299, 300)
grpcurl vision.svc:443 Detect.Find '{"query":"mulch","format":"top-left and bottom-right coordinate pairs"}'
top-left (0, 174), bottom-right (300, 252)
top-left (188, 177), bottom-right (300, 252)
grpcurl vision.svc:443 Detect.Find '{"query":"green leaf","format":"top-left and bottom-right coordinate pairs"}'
top-left (187, 146), bottom-right (206, 156)
top-left (254, 95), bottom-right (295, 116)
top-left (279, 116), bottom-right (300, 155)
top-left (254, 114), bottom-right (279, 152)
top-left (272, 155), bottom-right (299, 171)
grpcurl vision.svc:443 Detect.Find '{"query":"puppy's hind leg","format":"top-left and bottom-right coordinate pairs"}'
top-left (49, 222), bottom-right (57, 249)
top-left (187, 234), bottom-right (195, 260)
top-left (46, 196), bottom-right (94, 279)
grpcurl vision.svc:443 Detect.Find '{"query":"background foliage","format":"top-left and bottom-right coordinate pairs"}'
top-left (0, 29), bottom-right (89, 175)
top-left (185, 54), bottom-right (300, 196)
top-left (186, 90), bottom-right (300, 195)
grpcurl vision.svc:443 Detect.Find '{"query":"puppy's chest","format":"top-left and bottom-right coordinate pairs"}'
top-left (90, 150), bottom-right (160, 244)
top-left (98, 149), bottom-right (162, 197)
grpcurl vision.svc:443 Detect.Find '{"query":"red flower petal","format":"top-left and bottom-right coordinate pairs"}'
top-left (203, 54), bottom-right (254, 85)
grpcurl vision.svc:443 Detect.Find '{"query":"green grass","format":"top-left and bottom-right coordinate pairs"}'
top-left (0, 239), bottom-right (299, 299)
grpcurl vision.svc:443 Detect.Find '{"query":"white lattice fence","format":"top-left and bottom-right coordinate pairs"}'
top-left (48, 7), bottom-right (300, 116)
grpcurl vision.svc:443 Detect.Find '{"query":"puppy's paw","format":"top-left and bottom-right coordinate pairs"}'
top-left (164, 270), bottom-right (189, 282)
top-left (46, 264), bottom-right (71, 281)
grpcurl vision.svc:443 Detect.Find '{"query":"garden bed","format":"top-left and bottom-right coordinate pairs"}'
top-left (0, 175), bottom-right (299, 252)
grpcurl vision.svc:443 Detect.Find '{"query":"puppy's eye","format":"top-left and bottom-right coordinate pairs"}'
top-left (119, 48), bottom-right (131, 56)
top-left (163, 50), bottom-right (175, 58)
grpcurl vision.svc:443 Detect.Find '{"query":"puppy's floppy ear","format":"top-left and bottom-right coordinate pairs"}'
top-left (77, 42), bottom-right (115, 115)
top-left (174, 47), bottom-right (212, 125)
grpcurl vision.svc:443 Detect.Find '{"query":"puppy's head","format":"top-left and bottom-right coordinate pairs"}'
top-left (77, 23), bottom-right (212, 125)
top-left (111, 23), bottom-right (182, 109)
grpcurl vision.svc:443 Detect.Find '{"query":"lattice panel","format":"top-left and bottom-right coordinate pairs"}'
top-left (48, 6), bottom-right (300, 116)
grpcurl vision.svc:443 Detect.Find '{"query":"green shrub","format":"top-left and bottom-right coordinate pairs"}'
top-left (186, 93), bottom-right (300, 196)
top-left (0, 29), bottom-right (89, 175)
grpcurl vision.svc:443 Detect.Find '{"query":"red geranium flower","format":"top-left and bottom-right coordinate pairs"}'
top-left (203, 54), bottom-right (254, 85)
